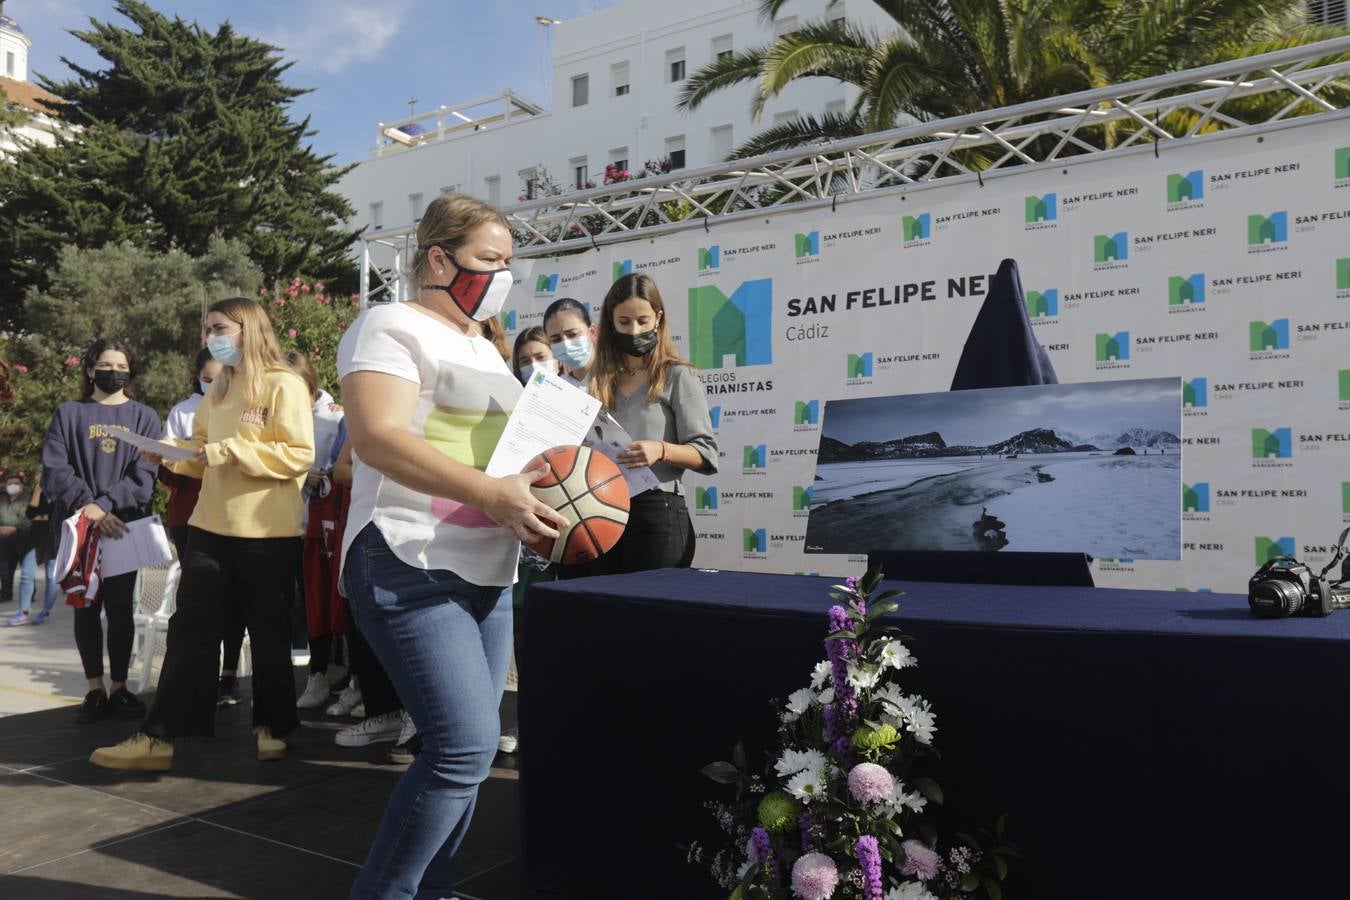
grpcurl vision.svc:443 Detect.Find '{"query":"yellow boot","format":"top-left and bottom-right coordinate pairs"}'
top-left (90, 733), bottom-right (173, 771)
top-left (254, 726), bottom-right (286, 761)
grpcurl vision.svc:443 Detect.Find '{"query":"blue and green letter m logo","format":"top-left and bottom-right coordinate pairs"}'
top-left (1095, 332), bottom-right (1129, 361)
top-left (743, 445), bottom-right (766, 468)
top-left (1247, 212), bottom-right (1287, 245)
top-left (744, 528), bottom-right (766, 553)
top-left (695, 487), bottom-right (718, 510)
top-left (499, 310), bottom-right (517, 330)
top-left (1169, 274), bottom-right (1204, 305)
top-left (794, 400), bottom-right (819, 425)
top-left (793, 486), bottom-right (813, 510)
top-left (612, 259), bottom-right (633, 281)
top-left (794, 232), bottom-right (819, 257)
top-left (1167, 171), bottom-right (1203, 203)
top-left (698, 245), bottom-right (720, 270)
top-left (708, 406), bottom-right (721, 429)
top-left (847, 353), bottom-right (873, 378)
top-left (1183, 377), bottom-right (1207, 408)
top-left (1182, 483), bottom-right (1209, 513)
top-left (1256, 536), bottom-right (1296, 565)
top-left (535, 274), bottom-right (558, 293)
top-left (1026, 289), bottom-right (1058, 317)
top-left (1336, 147), bottom-right (1350, 180)
top-left (1025, 194), bottom-right (1056, 222)
top-left (1094, 233), bottom-right (1128, 262)
top-left (902, 214), bottom-right (931, 241)
top-left (1251, 427), bottom-right (1292, 459)
top-left (689, 279), bottom-right (773, 368)
top-left (1249, 319), bottom-right (1289, 351)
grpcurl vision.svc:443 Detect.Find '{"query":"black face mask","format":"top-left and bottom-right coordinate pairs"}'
top-left (92, 370), bottom-right (130, 394)
top-left (614, 329), bottom-right (659, 358)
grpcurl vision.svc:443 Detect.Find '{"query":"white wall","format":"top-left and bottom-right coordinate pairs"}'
top-left (338, 0), bottom-right (895, 237)
top-left (0, 26), bottom-right (28, 82)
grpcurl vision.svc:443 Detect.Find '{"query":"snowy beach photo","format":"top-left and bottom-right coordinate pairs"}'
top-left (804, 379), bottom-right (1182, 559)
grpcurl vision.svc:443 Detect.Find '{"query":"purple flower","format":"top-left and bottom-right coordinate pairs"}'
top-left (900, 840), bottom-right (942, 881)
top-left (854, 835), bottom-right (884, 900)
top-left (748, 826), bottom-right (771, 863)
top-left (825, 606), bottom-right (859, 740)
top-left (847, 762), bottom-right (895, 804)
top-left (798, 810), bottom-right (815, 851)
top-left (845, 575), bottom-right (860, 590)
top-left (790, 852), bottom-right (839, 900)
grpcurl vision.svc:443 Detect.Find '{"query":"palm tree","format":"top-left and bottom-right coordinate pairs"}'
top-left (678, 0), bottom-right (1348, 159)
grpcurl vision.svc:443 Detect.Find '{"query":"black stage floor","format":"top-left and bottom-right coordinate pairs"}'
top-left (0, 671), bottom-right (597, 900)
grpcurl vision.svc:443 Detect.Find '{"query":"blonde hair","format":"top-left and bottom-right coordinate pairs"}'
top-left (590, 273), bottom-right (692, 411)
top-left (410, 194), bottom-right (511, 290)
top-left (285, 350), bottom-right (320, 402)
top-left (208, 297), bottom-right (288, 408)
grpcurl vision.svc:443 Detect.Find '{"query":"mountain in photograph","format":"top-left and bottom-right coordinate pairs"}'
top-left (818, 425), bottom-right (1177, 462)
top-left (1060, 427), bottom-right (1181, 449)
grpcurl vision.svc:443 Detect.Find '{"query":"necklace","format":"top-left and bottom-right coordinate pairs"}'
top-left (619, 364), bottom-right (644, 376)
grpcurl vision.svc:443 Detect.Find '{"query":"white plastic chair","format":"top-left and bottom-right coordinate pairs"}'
top-left (129, 560), bottom-right (181, 693)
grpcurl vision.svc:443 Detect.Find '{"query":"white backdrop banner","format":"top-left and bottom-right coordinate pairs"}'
top-left (502, 117), bottom-right (1350, 593)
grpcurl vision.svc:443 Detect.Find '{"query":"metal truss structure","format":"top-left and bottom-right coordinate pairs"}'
top-left (359, 36), bottom-right (1350, 306)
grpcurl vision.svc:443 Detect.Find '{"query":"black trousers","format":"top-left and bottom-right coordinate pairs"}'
top-left (344, 596), bottom-right (401, 718)
top-left (170, 524), bottom-right (244, 674)
top-left (73, 571), bottom-right (136, 682)
top-left (142, 528), bottom-right (301, 739)
top-left (586, 490), bottom-right (696, 576)
top-left (0, 533), bottom-right (23, 600)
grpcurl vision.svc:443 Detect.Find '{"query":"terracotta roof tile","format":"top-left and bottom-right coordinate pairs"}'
top-left (0, 76), bottom-right (63, 115)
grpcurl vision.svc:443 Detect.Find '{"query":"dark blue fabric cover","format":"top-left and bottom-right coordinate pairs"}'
top-left (950, 258), bottom-right (1058, 390)
top-left (520, 570), bottom-right (1350, 899)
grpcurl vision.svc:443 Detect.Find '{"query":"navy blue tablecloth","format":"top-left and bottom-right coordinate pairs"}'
top-left (519, 570), bottom-right (1350, 899)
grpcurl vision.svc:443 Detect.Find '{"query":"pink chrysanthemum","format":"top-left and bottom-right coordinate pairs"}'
top-left (900, 840), bottom-right (942, 880)
top-left (846, 762), bottom-right (895, 804)
top-left (790, 852), bottom-right (839, 900)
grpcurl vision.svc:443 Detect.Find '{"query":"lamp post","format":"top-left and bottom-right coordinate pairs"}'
top-left (536, 16), bottom-right (562, 108)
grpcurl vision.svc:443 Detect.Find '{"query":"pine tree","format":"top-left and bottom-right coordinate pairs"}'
top-left (0, 0), bottom-right (358, 329)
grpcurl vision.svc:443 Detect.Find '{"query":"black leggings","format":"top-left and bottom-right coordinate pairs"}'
top-left (171, 524), bottom-right (244, 675)
top-left (73, 571), bottom-right (136, 683)
top-left (344, 597), bottom-right (401, 718)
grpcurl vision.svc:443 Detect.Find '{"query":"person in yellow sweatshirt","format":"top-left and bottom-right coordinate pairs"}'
top-left (90, 297), bottom-right (315, 770)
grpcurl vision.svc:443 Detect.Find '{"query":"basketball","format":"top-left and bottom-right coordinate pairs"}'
top-left (524, 445), bottom-right (631, 565)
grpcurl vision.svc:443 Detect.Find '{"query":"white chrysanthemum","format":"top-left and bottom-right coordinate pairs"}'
top-left (874, 682), bottom-right (905, 708)
top-left (886, 882), bottom-right (938, 900)
top-left (905, 703), bottom-right (938, 746)
top-left (785, 767), bottom-right (824, 804)
top-left (816, 687), bottom-right (835, 706)
top-left (879, 640), bottom-right (917, 669)
top-left (893, 787), bottom-right (928, 814)
top-left (785, 688), bottom-right (815, 717)
top-left (847, 662), bottom-right (881, 691)
top-left (775, 747), bottom-right (828, 779)
top-left (810, 660), bottom-right (832, 689)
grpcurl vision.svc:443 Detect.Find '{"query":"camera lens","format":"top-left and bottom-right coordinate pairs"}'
top-left (1249, 578), bottom-right (1305, 618)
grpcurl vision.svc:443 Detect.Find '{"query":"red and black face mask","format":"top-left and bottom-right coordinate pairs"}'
top-left (424, 249), bottom-right (513, 322)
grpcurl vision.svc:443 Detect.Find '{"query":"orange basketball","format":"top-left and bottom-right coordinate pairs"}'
top-left (524, 445), bottom-right (631, 565)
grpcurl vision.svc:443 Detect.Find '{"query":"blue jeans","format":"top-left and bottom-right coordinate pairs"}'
top-left (18, 550), bottom-right (60, 614)
top-left (345, 523), bottom-right (512, 900)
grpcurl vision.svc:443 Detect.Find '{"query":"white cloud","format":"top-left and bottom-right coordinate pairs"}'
top-left (265, 0), bottom-right (410, 75)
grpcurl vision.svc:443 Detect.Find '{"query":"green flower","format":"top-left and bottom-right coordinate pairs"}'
top-left (757, 790), bottom-right (800, 833)
top-left (851, 722), bottom-right (900, 753)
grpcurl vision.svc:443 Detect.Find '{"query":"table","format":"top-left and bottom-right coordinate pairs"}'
top-left (519, 570), bottom-right (1350, 899)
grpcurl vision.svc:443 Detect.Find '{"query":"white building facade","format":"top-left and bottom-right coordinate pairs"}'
top-left (0, 4), bottom-right (67, 157)
top-left (337, 0), bottom-right (894, 235)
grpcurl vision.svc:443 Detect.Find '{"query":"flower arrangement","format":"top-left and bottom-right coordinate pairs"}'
top-left (694, 569), bottom-right (1017, 900)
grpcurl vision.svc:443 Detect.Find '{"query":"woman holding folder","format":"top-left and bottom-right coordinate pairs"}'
top-left (40, 338), bottom-right (161, 724)
top-left (90, 297), bottom-right (314, 770)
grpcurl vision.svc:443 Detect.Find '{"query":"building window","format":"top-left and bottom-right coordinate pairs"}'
top-left (485, 175), bottom-right (501, 205)
top-left (4, 52), bottom-right (13, 78)
top-left (830, 1), bottom-right (847, 26)
top-left (519, 167), bottom-right (539, 200)
top-left (1309, 0), bottom-right (1348, 24)
top-left (773, 15), bottom-right (799, 38)
top-left (710, 124), bottom-right (733, 162)
top-left (409, 192), bottom-right (424, 222)
top-left (773, 109), bottom-right (800, 126)
top-left (667, 48), bottom-right (686, 83)
top-left (609, 147), bottom-right (629, 177)
top-left (824, 99), bottom-right (847, 119)
top-left (712, 34), bottom-right (733, 61)
top-left (572, 74), bottom-right (589, 107)
top-left (369, 202), bottom-right (384, 230)
top-left (612, 61), bottom-right (630, 96)
top-left (440, 184), bottom-right (460, 196)
top-left (571, 156), bottom-right (589, 190)
top-left (666, 135), bottom-right (686, 170)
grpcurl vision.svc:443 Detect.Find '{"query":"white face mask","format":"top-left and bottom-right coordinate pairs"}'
top-left (5, 484), bottom-right (22, 497)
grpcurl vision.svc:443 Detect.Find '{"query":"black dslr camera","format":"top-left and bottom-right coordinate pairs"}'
top-left (1248, 530), bottom-right (1350, 618)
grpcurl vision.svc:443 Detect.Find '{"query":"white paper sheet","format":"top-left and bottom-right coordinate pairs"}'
top-left (100, 514), bottom-right (174, 578)
top-left (111, 430), bottom-right (198, 463)
top-left (584, 412), bottom-right (662, 495)
top-left (486, 371), bottom-right (603, 477)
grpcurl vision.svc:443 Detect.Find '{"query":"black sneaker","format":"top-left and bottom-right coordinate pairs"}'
top-left (108, 686), bottom-right (146, 717)
top-left (76, 689), bottom-right (109, 724)
top-left (216, 681), bottom-right (242, 707)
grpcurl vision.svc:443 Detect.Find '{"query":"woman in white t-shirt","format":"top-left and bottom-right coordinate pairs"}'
top-left (337, 194), bottom-right (567, 899)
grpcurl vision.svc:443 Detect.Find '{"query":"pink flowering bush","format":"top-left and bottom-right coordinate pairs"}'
top-left (265, 276), bottom-right (361, 395)
top-left (693, 570), bottom-right (1018, 900)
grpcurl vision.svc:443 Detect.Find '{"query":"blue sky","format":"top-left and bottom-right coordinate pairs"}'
top-left (15, 0), bottom-right (620, 164)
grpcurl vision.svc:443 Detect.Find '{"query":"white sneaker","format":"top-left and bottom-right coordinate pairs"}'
top-left (350, 702), bottom-right (366, 718)
top-left (296, 672), bottom-right (330, 709)
top-left (394, 710), bottom-right (416, 747)
top-left (325, 683), bottom-right (362, 717)
top-left (335, 711), bottom-right (403, 747)
top-left (497, 726), bottom-right (519, 754)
